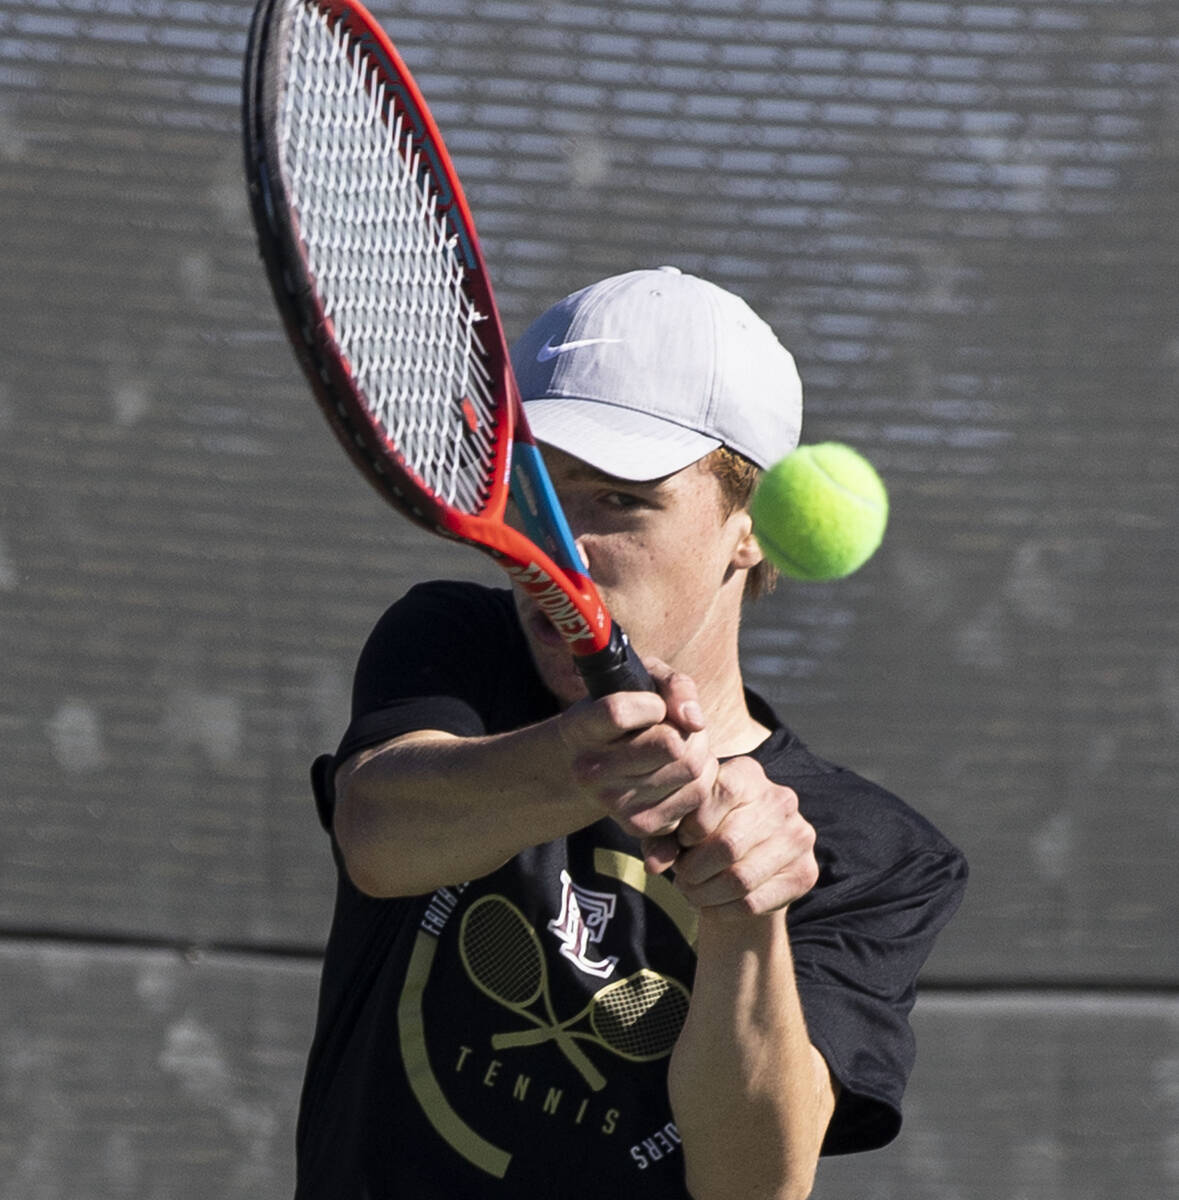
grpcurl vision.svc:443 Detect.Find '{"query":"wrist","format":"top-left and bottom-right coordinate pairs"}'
top-left (695, 904), bottom-right (790, 956)
top-left (535, 711), bottom-right (605, 824)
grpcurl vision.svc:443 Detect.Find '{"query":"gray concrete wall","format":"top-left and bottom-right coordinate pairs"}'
top-left (1, 1), bottom-right (1176, 1194)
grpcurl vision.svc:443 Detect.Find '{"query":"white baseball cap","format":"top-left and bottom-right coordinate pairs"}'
top-left (510, 266), bottom-right (803, 481)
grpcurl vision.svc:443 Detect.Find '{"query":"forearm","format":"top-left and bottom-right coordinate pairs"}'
top-left (668, 910), bottom-right (834, 1200)
top-left (334, 677), bottom-right (711, 899)
top-left (334, 721), bottom-right (599, 896)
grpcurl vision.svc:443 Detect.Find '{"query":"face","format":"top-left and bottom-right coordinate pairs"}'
top-left (510, 447), bottom-right (761, 706)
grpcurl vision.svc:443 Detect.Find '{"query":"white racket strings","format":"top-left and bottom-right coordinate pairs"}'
top-left (280, 0), bottom-right (498, 514)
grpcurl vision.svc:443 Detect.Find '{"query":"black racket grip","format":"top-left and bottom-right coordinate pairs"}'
top-left (575, 624), bottom-right (656, 697)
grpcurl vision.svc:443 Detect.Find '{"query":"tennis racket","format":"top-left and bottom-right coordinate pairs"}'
top-left (242, 0), bottom-right (652, 697)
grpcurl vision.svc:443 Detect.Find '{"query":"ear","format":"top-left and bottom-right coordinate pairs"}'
top-left (728, 510), bottom-right (764, 570)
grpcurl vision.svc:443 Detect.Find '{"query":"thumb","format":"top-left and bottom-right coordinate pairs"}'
top-left (642, 657), bottom-right (705, 735)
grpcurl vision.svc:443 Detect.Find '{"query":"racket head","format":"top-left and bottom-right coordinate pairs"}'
top-left (459, 895), bottom-right (546, 1009)
top-left (589, 968), bottom-right (690, 1061)
top-left (244, 0), bottom-right (513, 531)
top-left (243, 0), bottom-right (630, 661)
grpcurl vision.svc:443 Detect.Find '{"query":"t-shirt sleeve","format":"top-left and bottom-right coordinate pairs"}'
top-left (786, 775), bottom-right (968, 1155)
top-left (310, 582), bottom-right (547, 835)
top-left (333, 581), bottom-right (552, 762)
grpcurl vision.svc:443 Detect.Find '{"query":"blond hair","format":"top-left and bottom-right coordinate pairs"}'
top-left (700, 446), bottom-right (778, 600)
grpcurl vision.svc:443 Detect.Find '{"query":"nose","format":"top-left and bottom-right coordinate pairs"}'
top-left (573, 535), bottom-right (591, 571)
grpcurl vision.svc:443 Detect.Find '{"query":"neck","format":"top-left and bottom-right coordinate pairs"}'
top-left (674, 590), bottom-right (770, 758)
top-left (694, 663), bottom-right (770, 758)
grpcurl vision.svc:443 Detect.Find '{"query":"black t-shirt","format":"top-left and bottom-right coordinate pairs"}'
top-left (295, 582), bottom-right (967, 1199)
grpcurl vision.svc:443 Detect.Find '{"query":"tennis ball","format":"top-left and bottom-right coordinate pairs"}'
top-left (750, 442), bottom-right (888, 581)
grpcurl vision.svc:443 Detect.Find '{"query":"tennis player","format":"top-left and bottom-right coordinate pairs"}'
top-left (295, 267), bottom-right (966, 1199)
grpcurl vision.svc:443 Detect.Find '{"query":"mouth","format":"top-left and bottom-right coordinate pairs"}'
top-left (524, 603), bottom-right (567, 649)
top-left (516, 598), bottom-right (590, 705)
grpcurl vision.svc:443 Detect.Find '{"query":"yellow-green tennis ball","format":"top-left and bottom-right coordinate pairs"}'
top-left (751, 443), bottom-right (889, 581)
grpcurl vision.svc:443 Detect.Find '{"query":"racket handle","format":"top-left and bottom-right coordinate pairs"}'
top-left (576, 625), bottom-right (656, 697)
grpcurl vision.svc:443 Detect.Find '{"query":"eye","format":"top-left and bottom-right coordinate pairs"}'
top-left (600, 490), bottom-right (647, 511)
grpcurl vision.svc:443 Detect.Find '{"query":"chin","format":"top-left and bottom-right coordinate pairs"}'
top-left (530, 643), bottom-right (588, 707)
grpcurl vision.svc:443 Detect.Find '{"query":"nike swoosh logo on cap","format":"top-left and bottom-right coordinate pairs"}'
top-left (536, 335), bottom-right (622, 363)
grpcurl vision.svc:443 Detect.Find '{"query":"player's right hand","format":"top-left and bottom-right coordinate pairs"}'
top-left (555, 659), bottom-right (718, 841)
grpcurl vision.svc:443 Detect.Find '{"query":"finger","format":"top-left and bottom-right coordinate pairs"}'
top-left (677, 757), bottom-right (802, 850)
top-left (572, 721), bottom-right (706, 785)
top-left (558, 690), bottom-right (669, 753)
top-left (687, 857), bottom-right (821, 919)
top-left (642, 658), bottom-right (705, 734)
top-left (610, 765), bottom-right (716, 837)
top-left (676, 824), bottom-right (819, 910)
top-left (671, 756), bottom-right (747, 848)
top-left (676, 836), bottom-right (782, 907)
top-left (674, 799), bottom-right (803, 885)
top-left (671, 801), bottom-right (721, 849)
top-left (640, 834), bottom-right (680, 876)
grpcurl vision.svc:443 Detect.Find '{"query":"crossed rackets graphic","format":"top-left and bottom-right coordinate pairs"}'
top-left (459, 894), bottom-right (690, 1092)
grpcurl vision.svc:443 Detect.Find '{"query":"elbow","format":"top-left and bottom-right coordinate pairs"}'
top-left (334, 760), bottom-right (475, 898)
top-left (777, 1145), bottom-right (823, 1200)
top-left (680, 1126), bottom-right (821, 1200)
top-left (334, 803), bottom-right (398, 898)
top-left (339, 847), bottom-right (402, 899)
top-left (782, 1164), bottom-right (819, 1200)
top-left (685, 1167), bottom-right (816, 1200)
top-left (774, 1160), bottom-right (819, 1200)
top-left (768, 1183), bottom-right (814, 1200)
top-left (332, 769), bottom-right (413, 898)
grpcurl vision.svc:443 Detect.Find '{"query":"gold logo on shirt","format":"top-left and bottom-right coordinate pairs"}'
top-left (459, 893), bottom-right (688, 1092)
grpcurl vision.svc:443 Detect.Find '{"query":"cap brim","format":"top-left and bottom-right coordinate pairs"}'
top-left (523, 398), bottom-right (722, 481)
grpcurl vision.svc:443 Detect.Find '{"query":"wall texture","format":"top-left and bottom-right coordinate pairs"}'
top-left (1, 1), bottom-right (1176, 1195)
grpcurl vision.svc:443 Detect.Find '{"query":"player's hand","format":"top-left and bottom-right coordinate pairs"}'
top-left (555, 659), bottom-right (717, 839)
top-left (646, 756), bottom-right (819, 918)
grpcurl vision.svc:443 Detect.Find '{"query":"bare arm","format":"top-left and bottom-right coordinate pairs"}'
top-left (669, 913), bottom-right (836, 1200)
top-left (334, 721), bottom-right (595, 896)
top-left (657, 757), bottom-right (837, 1200)
top-left (334, 667), bottom-right (713, 897)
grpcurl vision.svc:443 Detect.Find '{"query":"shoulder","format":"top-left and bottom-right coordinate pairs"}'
top-left (356, 580), bottom-right (523, 686)
top-left (367, 579), bottom-right (519, 641)
top-left (349, 580), bottom-right (554, 735)
top-left (801, 749), bottom-right (961, 875)
top-left (748, 691), bottom-right (967, 884)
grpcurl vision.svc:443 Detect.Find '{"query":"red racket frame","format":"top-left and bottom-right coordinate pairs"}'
top-left (243, 0), bottom-right (630, 667)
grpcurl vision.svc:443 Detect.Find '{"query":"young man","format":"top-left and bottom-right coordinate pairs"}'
top-left (295, 268), bottom-right (967, 1200)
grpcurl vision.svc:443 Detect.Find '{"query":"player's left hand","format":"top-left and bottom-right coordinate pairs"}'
top-left (642, 756), bottom-right (819, 918)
